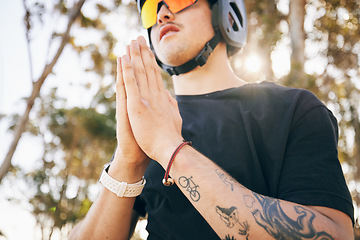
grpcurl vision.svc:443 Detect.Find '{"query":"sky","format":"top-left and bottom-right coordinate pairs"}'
top-left (0, 0), bottom-right (30, 115)
top-left (0, 0), bottom-right (62, 238)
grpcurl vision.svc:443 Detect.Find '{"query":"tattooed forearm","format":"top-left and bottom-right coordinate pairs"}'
top-left (249, 192), bottom-right (334, 240)
top-left (244, 195), bottom-right (255, 208)
top-left (238, 221), bottom-right (250, 236)
top-left (216, 206), bottom-right (239, 228)
top-left (214, 168), bottom-right (335, 239)
top-left (216, 206), bottom-right (250, 238)
top-left (222, 235), bottom-right (237, 240)
top-left (178, 176), bottom-right (200, 202)
top-left (215, 169), bottom-right (237, 191)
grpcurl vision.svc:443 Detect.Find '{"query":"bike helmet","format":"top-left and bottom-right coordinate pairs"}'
top-left (136, 0), bottom-right (247, 76)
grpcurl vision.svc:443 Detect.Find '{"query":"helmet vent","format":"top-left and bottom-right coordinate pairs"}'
top-left (229, 2), bottom-right (243, 31)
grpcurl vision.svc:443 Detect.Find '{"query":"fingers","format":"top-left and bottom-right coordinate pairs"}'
top-left (121, 55), bottom-right (140, 103)
top-left (144, 38), bottom-right (164, 92)
top-left (137, 37), bottom-right (160, 94)
top-left (116, 57), bottom-right (126, 100)
top-left (121, 36), bottom-right (166, 104)
top-left (126, 45), bottom-right (131, 60)
top-left (116, 57), bottom-right (128, 122)
top-left (137, 36), bottom-right (164, 92)
top-left (129, 40), bottom-right (149, 97)
top-left (116, 57), bottom-right (132, 141)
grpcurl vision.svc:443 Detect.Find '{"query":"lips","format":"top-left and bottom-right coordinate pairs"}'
top-left (159, 24), bottom-right (180, 41)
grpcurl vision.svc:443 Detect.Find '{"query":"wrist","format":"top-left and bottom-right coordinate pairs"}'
top-left (163, 140), bottom-right (192, 186)
top-left (114, 148), bottom-right (149, 164)
top-left (109, 151), bottom-right (149, 183)
top-left (154, 138), bottom-right (186, 167)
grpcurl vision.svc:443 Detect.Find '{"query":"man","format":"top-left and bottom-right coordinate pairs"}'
top-left (69, 0), bottom-right (354, 239)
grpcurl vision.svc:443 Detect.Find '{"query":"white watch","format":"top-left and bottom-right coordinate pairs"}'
top-left (99, 163), bottom-right (146, 197)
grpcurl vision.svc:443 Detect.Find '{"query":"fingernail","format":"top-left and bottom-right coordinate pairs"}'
top-left (131, 40), bottom-right (140, 50)
top-left (123, 55), bottom-right (131, 62)
top-left (138, 36), bottom-right (146, 44)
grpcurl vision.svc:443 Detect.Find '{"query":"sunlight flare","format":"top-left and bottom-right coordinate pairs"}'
top-left (245, 54), bottom-right (262, 73)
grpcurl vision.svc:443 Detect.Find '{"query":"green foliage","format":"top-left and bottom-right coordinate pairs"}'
top-left (49, 105), bottom-right (116, 178)
top-left (10, 0), bottom-right (127, 236)
top-left (312, 0), bottom-right (360, 169)
top-left (23, 86), bottom-right (117, 237)
top-left (50, 107), bottom-right (116, 147)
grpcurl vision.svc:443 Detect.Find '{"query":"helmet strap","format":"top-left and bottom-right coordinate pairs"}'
top-left (156, 31), bottom-right (222, 76)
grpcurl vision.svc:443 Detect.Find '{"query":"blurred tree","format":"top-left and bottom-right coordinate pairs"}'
top-left (287, 0), bottom-right (307, 86)
top-left (0, 0), bottom-right (141, 238)
top-left (24, 87), bottom-right (116, 239)
top-left (1, 0), bottom-right (359, 238)
top-left (0, 0), bottom-right (86, 182)
top-left (311, 0), bottom-right (360, 224)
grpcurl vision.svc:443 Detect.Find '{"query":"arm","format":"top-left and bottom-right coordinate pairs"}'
top-left (68, 155), bottom-right (145, 240)
top-left (163, 146), bottom-right (354, 239)
top-left (68, 49), bottom-right (150, 239)
top-left (121, 36), bottom-right (354, 240)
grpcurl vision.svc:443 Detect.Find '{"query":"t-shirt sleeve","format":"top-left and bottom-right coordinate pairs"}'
top-left (278, 104), bottom-right (354, 223)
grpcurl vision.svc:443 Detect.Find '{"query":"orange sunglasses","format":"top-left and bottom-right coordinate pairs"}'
top-left (139, 0), bottom-right (197, 29)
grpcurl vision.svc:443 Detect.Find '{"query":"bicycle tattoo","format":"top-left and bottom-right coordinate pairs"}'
top-left (178, 176), bottom-right (201, 202)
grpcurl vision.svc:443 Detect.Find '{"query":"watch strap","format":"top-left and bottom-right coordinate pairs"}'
top-left (99, 164), bottom-right (146, 197)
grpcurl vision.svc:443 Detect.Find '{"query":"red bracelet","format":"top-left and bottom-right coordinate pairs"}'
top-left (162, 140), bottom-right (192, 186)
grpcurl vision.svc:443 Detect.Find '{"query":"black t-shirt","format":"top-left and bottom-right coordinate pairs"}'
top-left (133, 82), bottom-right (354, 239)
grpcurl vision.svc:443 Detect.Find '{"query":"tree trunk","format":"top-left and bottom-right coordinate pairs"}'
top-left (261, 1), bottom-right (277, 81)
top-left (0, 0), bottom-right (86, 182)
top-left (288, 0), bottom-right (306, 87)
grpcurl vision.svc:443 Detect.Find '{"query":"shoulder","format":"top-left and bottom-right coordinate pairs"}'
top-left (233, 81), bottom-right (326, 115)
top-left (241, 81), bottom-right (322, 105)
top-left (229, 82), bottom-right (339, 133)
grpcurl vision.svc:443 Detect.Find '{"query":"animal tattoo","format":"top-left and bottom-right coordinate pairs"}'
top-left (216, 205), bottom-right (250, 238)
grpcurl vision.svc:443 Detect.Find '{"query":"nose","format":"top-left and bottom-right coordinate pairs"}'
top-left (157, 4), bottom-right (175, 25)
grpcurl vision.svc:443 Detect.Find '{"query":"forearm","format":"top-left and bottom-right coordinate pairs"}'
top-left (69, 157), bottom-right (147, 240)
top-left (69, 189), bottom-right (135, 240)
top-left (164, 146), bottom-right (351, 240)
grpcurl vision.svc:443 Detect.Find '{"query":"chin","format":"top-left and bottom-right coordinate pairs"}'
top-left (156, 43), bottom-right (202, 67)
top-left (156, 48), bottom-right (186, 66)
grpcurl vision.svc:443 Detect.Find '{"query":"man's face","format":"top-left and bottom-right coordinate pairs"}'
top-left (149, 0), bottom-right (215, 67)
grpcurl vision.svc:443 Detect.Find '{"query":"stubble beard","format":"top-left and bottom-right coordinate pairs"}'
top-left (161, 44), bottom-right (186, 66)
top-left (158, 41), bottom-right (202, 67)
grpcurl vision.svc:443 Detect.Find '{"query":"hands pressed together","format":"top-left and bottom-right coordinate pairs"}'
top-left (115, 36), bottom-right (184, 169)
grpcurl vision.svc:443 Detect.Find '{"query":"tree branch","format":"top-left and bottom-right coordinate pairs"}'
top-left (22, 0), bottom-right (35, 83)
top-left (0, 0), bottom-right (86, 182)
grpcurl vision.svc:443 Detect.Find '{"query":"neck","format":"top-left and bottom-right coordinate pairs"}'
top-left (171, 43), bottom-right (246, 95)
